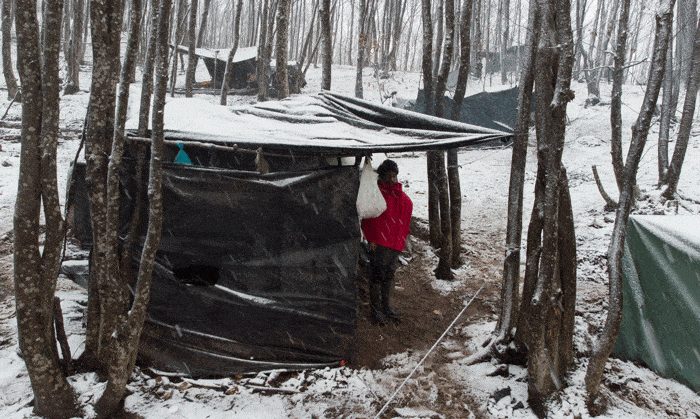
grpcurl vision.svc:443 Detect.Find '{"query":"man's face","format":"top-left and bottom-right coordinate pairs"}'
top-left (380, 171), bottom-right (398, 185)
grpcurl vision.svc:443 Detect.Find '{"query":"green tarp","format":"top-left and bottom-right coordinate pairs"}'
top-left (614, 215), bottom-right (700, 392)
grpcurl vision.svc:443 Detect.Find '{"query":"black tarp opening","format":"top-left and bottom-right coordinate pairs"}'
top-left (67, 156), bottom-right (360, 376)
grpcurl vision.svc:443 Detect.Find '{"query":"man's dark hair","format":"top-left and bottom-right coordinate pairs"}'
top-left (377, 159), bottom-right (399, 178)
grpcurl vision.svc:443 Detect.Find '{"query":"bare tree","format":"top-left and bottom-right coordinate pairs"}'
top-left (275, 0), bottom-right (291, 98)
top-left (185, 0), bottom-right (199, 97)
top-left (257, 0), bottom-right (270, 101)
top-left (13, 0), bottom-right (78, 416)
top-left (585, 0), bottom-right (675, 408)
top-left (501, 0), bottom-right (511, 84)
top-left (493, 0), bottom-right (539, 345)
top-left (658, 38), bottom-right (674, 183)
top-left (610, 0), bottom-right (631, 193)
top-left (2, 0), bottom-right (19, 100)
top-left (432, 0), bottom-right (455, 280)
top-left (447, 0), bottom-right (474, 269)
top-left (82, 0), bottom-right (125, 372)
top-left (661, 13), bottom-right (700, 199)
top-left (517, 0), bottom-right (576, 411)
top-left (421, 0), bottom-right (439, 248)
top-left (64, 0), bottom-right (85, 94)
top-left (220, 0), bottom-right (243, 105)
top-left (169, 0), bottom-right (188, 96)
top-left (138, 0), bottom-right (160, 135)
top-left (355, 0), bottom-right (366, 98)
top-left (320, 0), bottom-right (331, 89)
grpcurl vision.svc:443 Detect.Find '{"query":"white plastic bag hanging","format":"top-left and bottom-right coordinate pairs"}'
top-left (356, 157), bottom-right (387, 219)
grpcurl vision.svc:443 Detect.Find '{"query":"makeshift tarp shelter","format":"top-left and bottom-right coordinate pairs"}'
top-left (613, 215), bottom-right (700, 392)
top-left (173, 45), bottom-right (258, 90)
top-left (173, 45), bottom-right (304, 93)
top-left (64, 91), bottom-right (512, 376)
top-left (398, 87), bottom-right (519, 132)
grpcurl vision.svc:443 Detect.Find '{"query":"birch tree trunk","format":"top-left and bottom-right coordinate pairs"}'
top-left (14, 0), bottom-right (78, 416)
top-left (585, 0), bottom-right (675, 408)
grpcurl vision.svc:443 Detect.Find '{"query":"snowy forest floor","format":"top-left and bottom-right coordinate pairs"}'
top-left (1, 59), bottom-right (700, 419)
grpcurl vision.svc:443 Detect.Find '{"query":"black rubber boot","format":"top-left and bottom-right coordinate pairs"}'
top-left (370, 281), bottom-right (389, 324)
top-left (381, 280), bottom-right (402, 319)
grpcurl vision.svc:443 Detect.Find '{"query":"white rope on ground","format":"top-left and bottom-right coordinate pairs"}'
top-left (373, 279), bottom-right (489, 419)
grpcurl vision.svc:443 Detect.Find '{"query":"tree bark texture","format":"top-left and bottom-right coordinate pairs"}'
top-left (501, 0), bottom-right (511, 84)
top-left (431, 0), bottom-right (454, 278)
top-left (185, 0), bottom-right (199, 97)
top-left (496, 0), bottom-right (539, 340)
top-left (610, 0), bottom-right (631, 194)
top-left (320, 0), bottom-right (331, 90)
top-left (257, 0), bottom-right (269, 101)
top-left (138, 0), bottom-right (160, 135)
top-left (94, 0), bottom-right (169, 417)
top-left (2, 0), bottom-right (19, 99)
top-left (65, 0), bottom-right (85, 93)
top-left (433, 151), bottom-right (453, 280)
top-left (14, 0), bottom-right (78, 416)
top-left (169, 0), bottom-right (187, 96)
top-left (354, 0), bottom-right (366, 98)
top-left (522, 0), bottom-right (576, 411)
top-left (434, 0), bottom-right (454, 118)
top-left (84, 0), bottom-right (125, 372)
top-left (658, 41), bottom-right (673, 184)
top-left (447, 149), bottom-right (461, 268)
top-left (450, 0), bottom-right (472, 122)
top-left (275, 0), bottom-right (291, 99)
top-left (585, 0), bottom-right (675, 406)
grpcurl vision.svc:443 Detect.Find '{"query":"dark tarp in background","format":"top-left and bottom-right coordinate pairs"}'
top-left (613, 215), bottom-right (700, 392)
top-left (403, 87), bottom-right (519, 132)
top-left (67, 159), bottom-right (360, 376)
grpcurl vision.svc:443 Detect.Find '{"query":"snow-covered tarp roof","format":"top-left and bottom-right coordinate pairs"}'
top-left (126, 92), bottom-right (513, 155)
top-left (173, 44), bottom-right (258, 63)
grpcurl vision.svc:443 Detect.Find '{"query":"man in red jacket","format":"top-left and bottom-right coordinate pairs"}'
top-left (361, 159), bottom-right (413, 324)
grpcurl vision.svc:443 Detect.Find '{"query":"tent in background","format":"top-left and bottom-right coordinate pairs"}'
top-left (172, 45), bottom-right (305, 93)
top-left (64, 92), bottom-right (512, 376)
top-left (614, 215), bottom-right (700, 392)
top-left (397, 87), bottom-right (519, 132)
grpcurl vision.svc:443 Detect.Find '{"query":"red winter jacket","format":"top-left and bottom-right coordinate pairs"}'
top-left (361, 182), bottom-right (413, 252)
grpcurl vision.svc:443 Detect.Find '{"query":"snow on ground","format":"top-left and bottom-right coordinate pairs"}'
top-left (1, 58), bottom-right (700, 419)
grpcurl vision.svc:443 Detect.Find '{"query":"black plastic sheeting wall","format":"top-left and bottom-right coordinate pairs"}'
top-left (66, 159), bottom-right (360, 376)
